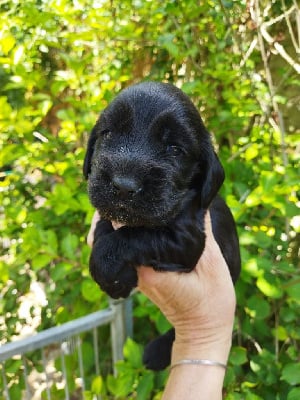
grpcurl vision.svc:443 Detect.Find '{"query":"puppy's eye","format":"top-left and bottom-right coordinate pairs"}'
top-left (166, 145), bottom-right (184, 156)
top-left (100, 129), bottom-right (111, 139)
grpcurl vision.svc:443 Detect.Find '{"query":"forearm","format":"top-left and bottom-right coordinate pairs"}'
top-left (162, 362), bottom-right (226, 400)
top-left (162, 338), bottom-right (231, 400)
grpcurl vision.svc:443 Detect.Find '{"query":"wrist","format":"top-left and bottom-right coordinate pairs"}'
top-left (171, 334), bottom-right (232, 366)
top-left (163, 349), bottom-right (227, 400)
top-left (171, 310), bottom-right (234, 364)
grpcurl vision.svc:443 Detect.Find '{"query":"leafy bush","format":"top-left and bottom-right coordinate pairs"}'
top-left (0, 0), bottom-right (299, 398)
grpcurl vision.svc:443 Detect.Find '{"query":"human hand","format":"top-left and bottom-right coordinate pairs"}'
top-left (137, 211), bottom-right (236, 366)
top-left (136, 212), bottom-right (236, 400)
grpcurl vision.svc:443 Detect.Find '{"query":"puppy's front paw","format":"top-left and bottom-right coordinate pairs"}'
top-left (89, 236), bottom-right (137, 299)
top-left (95, 260), bottom-right (137, 299)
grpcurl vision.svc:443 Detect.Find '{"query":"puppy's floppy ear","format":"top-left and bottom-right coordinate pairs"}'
top-left (200, 150), bottom-right (225, 209)
top-left (83, 125), bottom-right (98, 179)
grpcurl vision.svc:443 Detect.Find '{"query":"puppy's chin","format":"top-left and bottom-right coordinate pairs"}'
top-left (90, 187), bottom-right (195, 228)
top-left (99, 208), bottom-right (173, 228)
top-left (98, 192), bottom-right (195, 227)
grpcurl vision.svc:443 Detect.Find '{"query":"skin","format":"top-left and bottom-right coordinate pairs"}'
top-left (88, 211), bottom-right (236, 399)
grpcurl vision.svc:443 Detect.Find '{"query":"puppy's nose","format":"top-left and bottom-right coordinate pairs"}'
top-left (112, 176), bottom-right (141, 197)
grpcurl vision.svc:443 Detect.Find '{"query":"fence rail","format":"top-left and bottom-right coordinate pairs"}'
top-left (0, 299), bottom-right (132, 400)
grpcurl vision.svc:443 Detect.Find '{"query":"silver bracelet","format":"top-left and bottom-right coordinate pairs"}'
top-left (170, 359), bottom-right (227, 370)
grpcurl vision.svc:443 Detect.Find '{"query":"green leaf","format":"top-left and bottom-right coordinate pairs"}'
top-left (107, 373), bottom-right (135, 396)
top-left (245, 187), bottom-right (262, 207)
top-left (16, 209), bottom-right (27, 224)
top-left (32, 254), bottom-right (53, 270)
top-left (243, 258), bottom-right (259, 277)
top-left (5, 359), bottom-right (23, 373)
top-left (225, 394), bottom-right (241, 400)
top-left (91, 375), bottom-right (103, 394)
top-left (281, 363), bottom-right (300, 385)
top-left (246, 295), bottom-right (271, 319)
top-left (256, 275), bottom-right (283, 299)
top-left (280, 306), bottom-right (297, 323)
top-left (154, 311), bottom-right (172, 334)
top-left (229, 346), bottom-right (248, 366)
top-left (51, 262), bottom-right (72, 281)
top-left (287, 388), bottom-right (300, 400)
top-left (60, 233), bottom-right (79, 260)
top-left (0, 144), bottom-right (26, 165)
top-left (13, 45), bottom-right (25, 64)
top-left (158, 34), bottom-right (179, 58)
top-left (123, 338), bottom-right (142, 368)
top-left (272, 325), bottom-right (288, 341)
top-left (83, 391), bottom-right (92, 400)
top-left (136, 372), bottom-right (154, 400)
top-left (81, 279), bottom-right (102, 303)
top-left (0, 261), bottom-right (9, 284)
top-left (8, 385), bottom-right (23, 400)
top-left (0, 33), bottom-right (16, 54)
top-left (43, 230), bottom-right (58, 255)
top-left (245, 394), bottom-right (263, 400)
top-left (260, 171), bottom-right (279, 192)
top-left (285, 281), bottom-right (300, 303)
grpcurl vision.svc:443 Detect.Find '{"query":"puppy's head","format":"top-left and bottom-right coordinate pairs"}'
top-left (84, 82), bottom-right (224, 226)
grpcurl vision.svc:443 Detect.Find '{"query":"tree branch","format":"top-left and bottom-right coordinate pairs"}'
top-left (280, 1), bottom-right (299, 54)
top-left (260, 24), bottom-right (300, 73)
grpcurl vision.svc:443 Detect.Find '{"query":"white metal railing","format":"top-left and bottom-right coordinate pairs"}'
top-left (0, 298), bottom-right (132, 400)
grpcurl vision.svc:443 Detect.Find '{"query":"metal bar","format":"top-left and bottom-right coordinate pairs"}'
top-left (93, 328), bottom-right (102, 400)
top-left (110, 299), bottom-right (127, 375)
top-left (41, 348), bottom-right (51, 400)
top-left (76, 336), bottom-right (85, 393)
top-left (22, 355), bottom-right (31, 400)
top-left (125, 297), bottom-right (133, 338)
top-left (60, 348), bottom-right (70, 400)
top-left (93, 328), bottom-right (100, 376)
top-left (0, 309), bottom-right (114, 362)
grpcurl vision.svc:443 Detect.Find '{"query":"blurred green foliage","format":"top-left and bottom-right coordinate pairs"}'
top-left (0, 0), bottom-right (299, 398)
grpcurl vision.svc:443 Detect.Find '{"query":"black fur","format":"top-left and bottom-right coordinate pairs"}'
top-left (83, 82), bottom-right (241, 370)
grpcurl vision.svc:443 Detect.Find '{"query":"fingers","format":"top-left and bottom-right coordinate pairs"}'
top-left (204, 210), bottom-right (212, 235)
top-left (112, 221), bottom-right (124, 230)
top-left (197, 210), bottom-right (226, 269)
top-left (203, 210), bottom-right (218, 249)
top-left (87, 211), bottom-right (100, 247)
top-left (87, 211), bottom-right (124, 248)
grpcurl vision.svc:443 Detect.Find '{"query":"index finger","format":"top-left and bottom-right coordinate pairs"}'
top-left (87, 211), bottom-right (100, 247)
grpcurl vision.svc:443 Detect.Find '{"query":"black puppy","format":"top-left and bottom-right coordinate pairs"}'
top-left (83, 81), bottom-right (241, 370)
